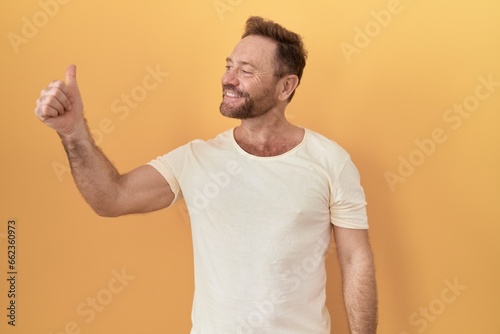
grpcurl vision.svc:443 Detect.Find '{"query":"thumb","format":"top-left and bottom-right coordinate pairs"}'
top-left (65, 64), bottom-right (82, 107)
top-left (65, 64), bottom-right (79, 89)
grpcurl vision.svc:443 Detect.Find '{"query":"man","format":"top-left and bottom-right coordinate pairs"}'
top-left (35, 16), bottom-right (377, 334)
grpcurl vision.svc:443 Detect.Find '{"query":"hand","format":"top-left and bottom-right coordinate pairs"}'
top-left (35, 65), bottom-right (85, 137)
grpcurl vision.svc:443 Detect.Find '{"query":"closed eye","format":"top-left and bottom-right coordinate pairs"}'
top-left (225, 66), bottom-right (252, 76)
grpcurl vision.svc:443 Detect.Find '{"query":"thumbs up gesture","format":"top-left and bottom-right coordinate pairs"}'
top-left (35, 65), bottom-right (86, 138)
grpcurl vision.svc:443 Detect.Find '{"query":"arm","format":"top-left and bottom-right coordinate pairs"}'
top-left (333, 226), bottom-right (378, 334)
top-left (35, 65), bottom-right (174, 217)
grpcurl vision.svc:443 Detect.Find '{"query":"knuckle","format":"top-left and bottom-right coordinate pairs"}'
top-left (38, 94), bottom-right (51, 104)
top-left (38, 105), bottom-right (48, 113)
top-left (48, 80), bottom-right (67, 92)
top-left (40, 90), bottom-right (62, 104)
top-left (48, 80), bottom-right (62, 86)
top-left (40, 88), bottom-right (54, 100)
top-left (35, 106), bottom-right (46, 118)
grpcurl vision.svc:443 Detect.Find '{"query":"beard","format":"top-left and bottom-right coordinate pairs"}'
top-left (219, 84), bottom-right (278, 120)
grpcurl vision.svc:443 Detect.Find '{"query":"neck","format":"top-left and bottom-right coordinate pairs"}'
top-left (234, 109), bottom-right (304, 156)
top-left (238, 110), bottom-right (291, 140)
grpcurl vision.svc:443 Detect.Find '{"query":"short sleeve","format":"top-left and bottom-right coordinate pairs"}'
top-left (147, 145), bottom-right (187, 206)
top-left (330, 158), bottom-right (368, 229)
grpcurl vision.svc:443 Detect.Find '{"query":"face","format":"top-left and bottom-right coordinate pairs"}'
top-left (219, 35), bottom-right (281, 119)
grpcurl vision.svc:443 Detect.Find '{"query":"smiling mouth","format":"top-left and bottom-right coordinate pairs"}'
top-left (223, 90), bottom-right (243, 98)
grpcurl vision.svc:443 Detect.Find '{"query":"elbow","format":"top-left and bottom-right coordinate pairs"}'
top-left (84, 191), bottom-right (125, 217)
top-left (94, 209), bottom-right (122, 218)
top-left (94, 207), bottom-right (124, 218)
top-left (90, 202), bottom-right (124, 218)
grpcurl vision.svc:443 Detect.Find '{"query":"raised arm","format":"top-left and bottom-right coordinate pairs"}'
top-left (333, 226), bottom-right (378, 334)
top-left (34, 65), bottom-right (174, 217)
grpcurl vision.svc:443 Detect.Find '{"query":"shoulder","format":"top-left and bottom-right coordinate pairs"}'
top-left (303, 128), bottom-right (351, 160)
top-left (161, 129), bottom-right (235, 164)
top-left (163, 129), bottom-right (233, 157)
top-left (152, 129), bottom-right (232, 161)
top-left (187, 128), bottom-right (233, 150)
top-left (298, 128), bottom-right (357, 180)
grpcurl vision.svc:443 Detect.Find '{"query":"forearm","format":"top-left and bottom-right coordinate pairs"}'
top-left (35, 66), bottom-right (171, 216)
top-left (342, 253), bottom-right (378, 334)
top-left (60, 118), bottom-right (123, 216)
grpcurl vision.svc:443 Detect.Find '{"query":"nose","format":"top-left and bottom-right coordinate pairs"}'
top-left (222, 68), bottom-right (239, 86)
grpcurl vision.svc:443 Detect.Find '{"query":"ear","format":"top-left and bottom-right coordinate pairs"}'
top-left (277, 75), bottom-right (300, 102)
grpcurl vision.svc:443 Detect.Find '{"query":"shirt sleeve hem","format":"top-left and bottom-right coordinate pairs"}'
top-left (147, 160), bottom-right (181, 206)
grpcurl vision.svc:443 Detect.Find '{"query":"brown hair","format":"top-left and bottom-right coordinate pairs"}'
top-left (242, 16), bottom-right (307, 101)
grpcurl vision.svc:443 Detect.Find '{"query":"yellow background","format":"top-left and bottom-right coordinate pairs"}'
top-left (1, 0), bottom-right (499, 333)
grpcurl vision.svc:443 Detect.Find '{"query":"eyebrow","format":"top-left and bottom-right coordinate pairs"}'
top-left (225, 57), bottom-right (257, 69)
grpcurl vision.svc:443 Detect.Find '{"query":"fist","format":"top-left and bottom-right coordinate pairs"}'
top-left (35, 65), bottom-right (85, 137)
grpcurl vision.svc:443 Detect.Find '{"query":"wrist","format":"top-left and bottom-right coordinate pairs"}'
top-left (58, 118), bottom-right (91, 144)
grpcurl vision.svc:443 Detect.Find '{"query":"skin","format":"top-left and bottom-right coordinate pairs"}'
top-left (34, 66), bottom-right (173, 217)
top-left (34, 34), bottom-right (377, 333)
top-left (221, 35), bottom-right (304, 156)
top-left (335, 227), bottom-right (378, 334)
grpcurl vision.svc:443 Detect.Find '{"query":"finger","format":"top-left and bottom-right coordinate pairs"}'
top-left (35, 104), bottom-right (62, 121)
top-left (48, 80), bottom-right (68, 94)
top-left (37, 94), bottom-right (68, 116)
top-left (38, 91), bottom-right (69, 114)
top-left (42, 84), bottom-right (73, 111)
top-left (65, 64), bottom-right (79, 90)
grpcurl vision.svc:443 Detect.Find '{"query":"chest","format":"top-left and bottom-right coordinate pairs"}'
top-left (236, 140), bottom-right (299, 157)
top-left (182, 156), bottom-right (332, 233)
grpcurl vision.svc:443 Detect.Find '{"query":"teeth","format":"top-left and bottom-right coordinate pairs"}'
top-left (225, 91), bottom-right (240, 98)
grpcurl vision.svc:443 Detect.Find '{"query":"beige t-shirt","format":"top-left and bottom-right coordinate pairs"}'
top-left (148, 128), bottom-right (368, 334)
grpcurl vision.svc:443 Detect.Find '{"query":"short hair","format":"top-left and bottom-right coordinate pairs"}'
top-left (242, 16), bottom-right (307, 101)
